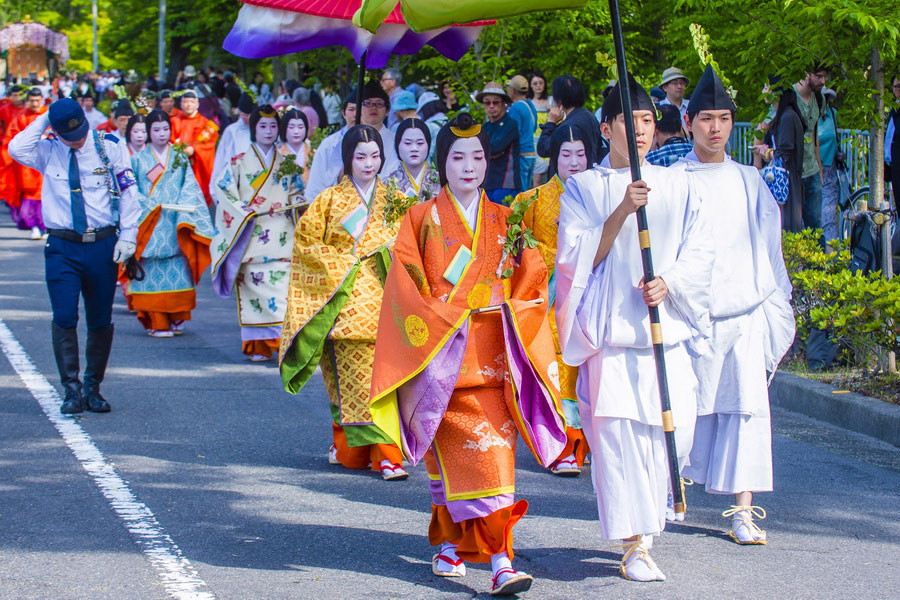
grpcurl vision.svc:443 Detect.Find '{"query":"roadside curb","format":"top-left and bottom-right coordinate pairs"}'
top-left (770, 371), bottom-right (899, 447)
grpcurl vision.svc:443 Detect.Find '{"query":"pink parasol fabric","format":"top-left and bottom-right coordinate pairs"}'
top-left (223, 0), bottom-right (489, 68)
top-left (0, 21), bottom-right (69, 63)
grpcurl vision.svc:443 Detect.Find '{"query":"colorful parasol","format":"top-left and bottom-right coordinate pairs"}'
top-left (0, 21), bottom-right (69, 63)
top-left (353, 0), bottom-right (588, 34)
top-left (223, 0), bottom-right (491, 69)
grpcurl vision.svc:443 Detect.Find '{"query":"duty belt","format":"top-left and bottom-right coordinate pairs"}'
top-left (47, 226), bottom-right (117, 243)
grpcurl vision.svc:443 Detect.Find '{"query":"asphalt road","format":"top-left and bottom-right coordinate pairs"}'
top-left (1, 214), bottom-right (898, 600)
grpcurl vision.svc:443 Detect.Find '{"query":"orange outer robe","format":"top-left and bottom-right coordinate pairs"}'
top-left (3, 106), bottom-right (49, 206)
top-left (0, 102), bottom-right (26, 205)
top-left (172, 112), bottom-right (219, 206)
top-left (517, 176), bottom-right (590, 466)
top-left (369, 188), bottom-right (566, 562)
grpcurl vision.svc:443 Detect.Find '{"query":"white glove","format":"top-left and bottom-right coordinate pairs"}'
top-left (113, 240), bottom-right (136, 264)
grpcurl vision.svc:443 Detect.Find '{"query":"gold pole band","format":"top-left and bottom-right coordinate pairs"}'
top-left (650, 322), bottom-right (663, 345)
top-left (661, 410), bottom-right (674, 432)
top-left (638, 229), bottom-right (651, 249)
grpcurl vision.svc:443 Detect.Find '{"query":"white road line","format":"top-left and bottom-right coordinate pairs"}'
top-left (0, 319), bottom-right (215, 600)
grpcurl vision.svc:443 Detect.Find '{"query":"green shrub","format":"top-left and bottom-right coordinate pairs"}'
top-left (783, 229), bottom-right (900, 373)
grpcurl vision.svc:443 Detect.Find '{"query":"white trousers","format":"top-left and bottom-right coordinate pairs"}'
top-left (579, 407), bottom-right (695, 540)
top-left (683, 412), bottom-right (773, 495)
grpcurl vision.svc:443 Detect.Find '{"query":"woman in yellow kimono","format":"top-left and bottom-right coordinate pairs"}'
top-left (279, 124), bottom-right (407, 481)
top-left (517, 123), bottom-right (591, 477)
top-left (211, 105), bottom-right (304, 361)
top-left (276, 108), bottom-right (313, 188)
top-left (369, 113), bottom-right (566, 596)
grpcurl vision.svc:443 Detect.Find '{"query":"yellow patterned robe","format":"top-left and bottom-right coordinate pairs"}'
top-left (280, 176), bottom-right (400, 446)
top-left (518, 176), bottom-right (583, 435)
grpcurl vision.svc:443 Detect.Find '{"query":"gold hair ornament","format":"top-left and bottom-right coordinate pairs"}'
top-left (450, 124), bottom-right (482, 138)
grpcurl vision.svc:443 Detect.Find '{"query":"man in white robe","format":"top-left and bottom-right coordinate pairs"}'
top-left (305, 85), bottom-right (399, 202)
top-left (671, 65), bottom-right (794, 546)
top-left (556, 76), bottom-right (714, 582)
top-left (209, 93), bottom-right (254, 202)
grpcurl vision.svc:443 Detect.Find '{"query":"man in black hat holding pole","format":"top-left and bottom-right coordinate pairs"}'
top-left (555, 75), bottom-right (713, 582)
top-left (8, 97), bottom-right (141, 414)
top-left (672, 64), bottom-right (794, 546)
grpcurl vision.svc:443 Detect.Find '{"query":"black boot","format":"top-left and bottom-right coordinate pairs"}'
top-left (52, 323), bottom-right (83, 414)
top-left (83, 324), bottom-right (113, 413)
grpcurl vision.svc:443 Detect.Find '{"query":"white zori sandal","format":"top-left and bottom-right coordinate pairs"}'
top-left (722, 505), bottom-right (768, 545)
top-left (616, 536), bottom-right (665, 582)
top-left (432, 543), bottom-right (466, 577)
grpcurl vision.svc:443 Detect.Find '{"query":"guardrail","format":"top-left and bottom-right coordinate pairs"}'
top-left (729, 122), bottom-right (871, 189)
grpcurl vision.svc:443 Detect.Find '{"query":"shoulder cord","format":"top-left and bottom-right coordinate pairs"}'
top-left (92, 130), bottom-right (120, 224)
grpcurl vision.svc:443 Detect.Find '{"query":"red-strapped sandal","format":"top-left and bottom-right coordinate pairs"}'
top-left (431, 551), bottom-right (466, 577)
top-left (490, 568), bottom-right (533, 596)
top-left (380, 463), bottom-right (409, 481)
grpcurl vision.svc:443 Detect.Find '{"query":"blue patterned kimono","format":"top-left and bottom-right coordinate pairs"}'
top-left (129, 144), bottom-right (214, 325)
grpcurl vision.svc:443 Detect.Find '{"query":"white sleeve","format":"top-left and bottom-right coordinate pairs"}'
top-left (7, 113), bottom-right (52, 172)
top-left (305, 136), bottom-right (335, 202)
top-left (209, 126), bottom-right (234, 201)
top-left (555, 176), bottom-right (608, 366)
top-left (657, 184), bottom-right (714, 348)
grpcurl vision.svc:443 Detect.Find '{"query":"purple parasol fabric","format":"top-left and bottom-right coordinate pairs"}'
top-left (223, 2), bottom-right (484, 68)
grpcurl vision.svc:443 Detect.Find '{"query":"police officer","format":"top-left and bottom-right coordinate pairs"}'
top-left (9, 98), bottom-right (140, 414)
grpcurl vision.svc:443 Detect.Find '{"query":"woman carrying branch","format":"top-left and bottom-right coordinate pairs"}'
top-left (211, 105), bottom-right (303, 361)
top-left (369, 113), bottom-right (566, 596)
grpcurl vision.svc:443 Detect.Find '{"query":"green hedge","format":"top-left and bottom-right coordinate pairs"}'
top-left (784, 230), bottom-right (900, 373)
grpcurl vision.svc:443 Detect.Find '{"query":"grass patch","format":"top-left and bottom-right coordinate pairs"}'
top-left (783, 359), bottom-right (900, 404)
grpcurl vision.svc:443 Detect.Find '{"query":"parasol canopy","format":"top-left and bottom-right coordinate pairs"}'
top-left (223, 0), bottom-right (491, 68)
top-left (354, 0), bottom-right (588, 34)
top-left (0, 21), bottom-right (69, 63)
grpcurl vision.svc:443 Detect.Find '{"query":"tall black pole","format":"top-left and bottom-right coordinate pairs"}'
top-left (355, 51), bottom-right (367, 125)
top-left (607, 0), bottom-right (686, 517)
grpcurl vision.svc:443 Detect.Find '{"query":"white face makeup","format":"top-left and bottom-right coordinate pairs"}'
top-left (129, 122), bottom-right (148, 147)
top-left (445, 137), bottom-right (487, 199)
top-left (149, 120), bottom-right (171, 148)
top-left (398, 127), bottom-right (428, 170)
top-left (556, 140), bottom-right (587, 182)
top-left (351, 140), bottom-right (382, 188)
top-left (254, 116), bottom-right (279, 148)
top-left (284, 117), bottom-right (307, 146)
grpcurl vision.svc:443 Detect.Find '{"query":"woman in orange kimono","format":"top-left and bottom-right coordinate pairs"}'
top-left (279, 124), bottom-right (407, 481)
top-left (516, 123), bottom-right (591, 477)
top-left (172, 90), bottom-right (218, 206)
top-left (4, 88), bottom-right (47, 239)
top-left (369, 113), bottom-right (566, 596)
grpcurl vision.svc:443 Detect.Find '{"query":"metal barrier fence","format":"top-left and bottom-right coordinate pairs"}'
top-left (729, 122), bottom-right (871, 189)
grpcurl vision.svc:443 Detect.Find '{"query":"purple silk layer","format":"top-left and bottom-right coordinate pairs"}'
top-left (223, 5), bottom-right (483, 68)
top-left (241, 325), bottom-right (283, 341)
top-left (501, 305), bottom-right (567, 467)
top-left (212, 217), bottom-right (255, 299)
top-left (429, 477), bottom-right (515, 523)
top-left (396, 320), bottom-right (469, 463)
